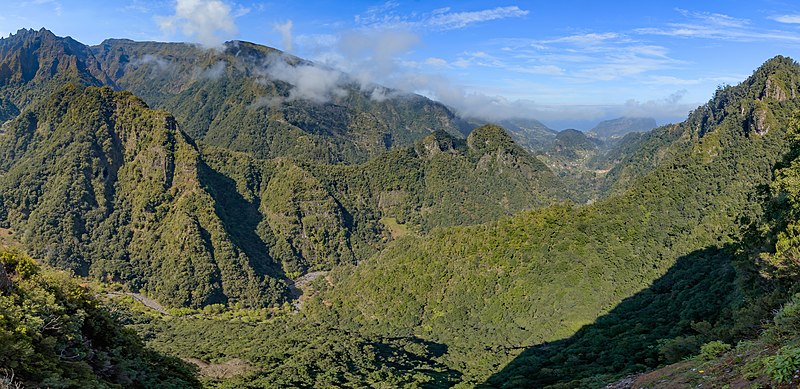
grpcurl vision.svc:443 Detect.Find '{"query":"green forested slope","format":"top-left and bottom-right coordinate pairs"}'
top-left (300, 56), bottom-right (800, 384)
top-left (301, 126), bottom-right (566, 232)
top-left (0, 84), bottom-right (563, 309)
top-left (6, 26), bottom-right (800, 389)
top-left (197, 125), bottom-right (565, 274)
top-left (512, 110), bottom-right (800, 388)
top-left (0, 249), bottom-right (199, 388)
top-left (588, 116), bottom-right (656, 140)
top-left (0, 85), bottom-right (285, 308)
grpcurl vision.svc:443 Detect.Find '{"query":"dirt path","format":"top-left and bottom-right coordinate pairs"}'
top-left (106, 291), bottom-right (171, 316)
top-left (184, 357), bottom-right (250, 379)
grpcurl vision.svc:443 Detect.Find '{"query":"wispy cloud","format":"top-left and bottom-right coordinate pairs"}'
top-left (122, 0), bottom-right (150, 13)
top-left (258, 54), bottom-right (347, 104)
top-left (771, 14), bottom-right (800, 24)
top-left (424, 57), bottom-right (449, 67)
top-left (286, 6), bottom-right (783, 125)
top-left (21, 0), bottom-right (62, 16)
top-left (542, 32), bottom-right (621, 45)
top-left (425, 6), bottom-right (529, 30)
top-left (476, 33), bottom-right (682, 82)
top-left (354, 3), bottom-right (529, 31)
top-left (509, 65), bottom-right (564, 75)
top-left (635, 9), bottom-right (800, 42)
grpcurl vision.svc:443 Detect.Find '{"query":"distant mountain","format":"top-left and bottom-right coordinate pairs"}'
top-left (551, 128), bottom-right (602, 158)
top-left (464, 117), bottom-right (557, 151)
top-left (0, 28), bottom-right (472, 165)
top-left (91, 38), bottom-right (469, 163)
top-left (0, 82), bottom-right (565, 306)
top-left (589, 116), bottom-right (656, 140)
top-left (12, 27), bottom-right (800, 389)
top-left (0, 28), bottom-right (115, 119)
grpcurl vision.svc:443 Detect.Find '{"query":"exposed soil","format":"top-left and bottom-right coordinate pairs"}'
top-left (287, 271), bottom-right (328, 310)
top-left (184, 357), bottom-right (251, 379)
top-left (106, 291), bottom-right (171, 316)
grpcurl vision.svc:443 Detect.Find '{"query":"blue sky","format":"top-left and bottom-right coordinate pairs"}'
top-left (3, 1), bottom-right (800, 129)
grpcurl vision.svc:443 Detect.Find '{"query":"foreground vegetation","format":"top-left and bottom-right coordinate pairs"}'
top-left (0, 249), bottom-right (198, 388)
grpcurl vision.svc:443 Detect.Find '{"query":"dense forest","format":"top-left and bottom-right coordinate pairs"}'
top-left (3, 27), bottom-right (800, 388)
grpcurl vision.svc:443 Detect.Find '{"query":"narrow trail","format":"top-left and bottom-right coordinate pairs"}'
top-left (106, 291), bottom-right (171, 316)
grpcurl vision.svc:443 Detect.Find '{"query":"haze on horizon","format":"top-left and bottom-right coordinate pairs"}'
top-left (2, 0), bottom-right (799, 130)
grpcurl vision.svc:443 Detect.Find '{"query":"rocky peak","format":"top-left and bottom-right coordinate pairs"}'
top-left (0, 27), bottom-right (112, 89)
top-left (415, 130), bottom-right (462, 157)
top-left (467, 124), bottom-right (515, 154)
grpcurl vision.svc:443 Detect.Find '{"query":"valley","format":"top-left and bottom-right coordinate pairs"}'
top-left (1, 24), bottom-right (800, 389)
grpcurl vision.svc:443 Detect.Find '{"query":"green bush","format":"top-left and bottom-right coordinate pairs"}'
top-left (764, 345), bottom-right (800, 384)
top-left (699, 341), bottom-right (732, 361)
top-left (773, 294), bottom-right (800, 335)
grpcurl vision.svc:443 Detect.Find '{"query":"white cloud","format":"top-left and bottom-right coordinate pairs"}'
top-left (621, 89), bottom-right (694, 118)
top-left (131, 54), bottom-right (175, 76)
top-left (336, 29), bottom-right (420, 86)
top-left (123, 0), bottom-right (150, 13)
top-left (473, 34), bottom-right (680, 82)
top-left (772, 14), bottom-right (800, 24)
top-left (157, 0), bottom-right (239, 47)
top-left (635, 9), bottom-right (800, 42)
top-left (199, 60), bottom-right (227, 79)
top-left (675, 9), bottom-right (749, 28)
top-left (425, 57), bottom-right (449, 67)
top-left (543, 32), bottom-right (620, 45)
top-left (645, 76), bottom-right (702, 85)
top-left (273, 20), bottom-right (293, 52)
top-left (425, 6), bottom-right (529, 30)
top-left (354, 4), bottom-right (529, 31)
top-left (510, 65), bottom-right (564, 75)
top-left (257, 54), bottom-right (347, 104)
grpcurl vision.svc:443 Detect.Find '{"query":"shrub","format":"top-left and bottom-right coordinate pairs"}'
top-left (764, 345), bottom-right (800, 384)
top-left (699, 341), bottom-right (732, 361)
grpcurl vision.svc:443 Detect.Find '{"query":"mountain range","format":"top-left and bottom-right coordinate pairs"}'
top-left (3, 28), bottom-right (800, 388)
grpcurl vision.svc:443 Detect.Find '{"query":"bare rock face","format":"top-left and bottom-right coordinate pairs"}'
top-left (765, 77), bottom-right (789, 102)
top-left (0, 262), bottom-right (11, 292)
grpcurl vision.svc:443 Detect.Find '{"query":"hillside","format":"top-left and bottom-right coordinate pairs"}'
top-left (0, 28), bottom-right (114, 115)
top-left (0, 86), bottom-right (563, 309)
top-left (299, 56), bottom-right (800, 385)
top-left (198, 125), bottom-right (566, 275)
top-left (589, 116), bottom-right (657, 140)
top-left (0, 28), bottom-right (472, 165)
top-left (0, 85), bottom-right (291, 308)
top-left (301, 125), bottom-right (566, 232)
